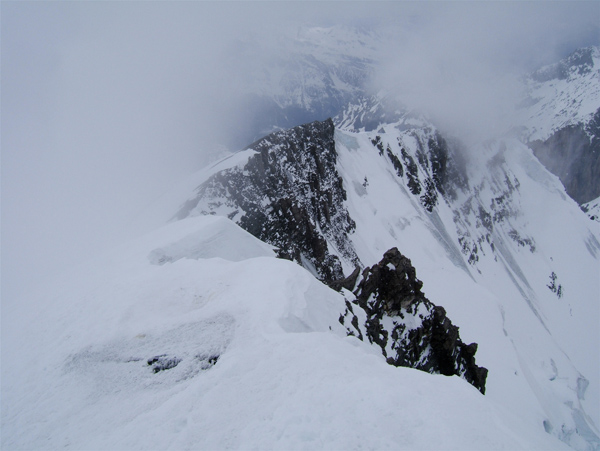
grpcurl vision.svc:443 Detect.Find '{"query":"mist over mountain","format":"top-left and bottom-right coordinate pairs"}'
top-left (3, 3), bottom-right (600, 450)
top-left (3, 2), bottom-right (599, 301)
top-left (519, 47), bottom-right (600, 204)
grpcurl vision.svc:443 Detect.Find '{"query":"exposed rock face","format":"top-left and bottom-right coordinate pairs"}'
top-left (174, 119), bottom-right (359, 283)
top-left (339, 248), bottom-right (488, 394)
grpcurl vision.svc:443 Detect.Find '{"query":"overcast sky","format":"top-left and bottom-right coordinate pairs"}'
top-left (2, 1), bottom-right (599, 303)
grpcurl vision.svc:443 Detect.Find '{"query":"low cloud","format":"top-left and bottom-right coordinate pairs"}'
top-left (370, 2), bottom-right (599, 143)
top-left (2, 2), bottom-right (598, 301)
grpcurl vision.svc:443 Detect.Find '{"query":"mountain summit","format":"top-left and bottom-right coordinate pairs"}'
top-left (3, 26), bottom-right (599, 451)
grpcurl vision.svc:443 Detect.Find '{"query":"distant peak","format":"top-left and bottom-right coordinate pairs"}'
top-left (531, 45), bottom-right (599, 83)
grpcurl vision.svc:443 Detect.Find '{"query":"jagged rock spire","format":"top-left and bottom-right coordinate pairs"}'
top-left (341, 247), bottom-right (488, 394)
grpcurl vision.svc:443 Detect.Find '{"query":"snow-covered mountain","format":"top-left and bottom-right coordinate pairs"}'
top-left (5, 100), bottom-right (597, 449)
top-left (230, 27), bottom-right (599, 207)
top-left (517, 46), bottom-right (600, 204)
top-left (3, 26), bottom-right (599, 451)
top-left (224, 25), bottom-right (379, 148)
top-left (166, 95), bottom-right (599, 448)
top-left (519, 46), bottom-right (600, 143)
top-left (218, 25), bottom-right (600, 208)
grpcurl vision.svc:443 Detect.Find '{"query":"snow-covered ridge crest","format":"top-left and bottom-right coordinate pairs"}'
top-left (334, 94), bottom-right (432, 134)
top-left (172, 116), bottom-right (494, 394)
top-left (4, 107), bottom-right (599, 450)
top-left (530, 46), bottom-right (599, 84)
top-left (1, 216), bottom-right (566, 450)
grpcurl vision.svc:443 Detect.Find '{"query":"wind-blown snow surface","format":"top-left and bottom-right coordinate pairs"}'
top-left (2, 215), bottom-right (566, 450)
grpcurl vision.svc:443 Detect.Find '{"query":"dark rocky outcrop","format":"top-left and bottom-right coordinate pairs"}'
top-left (147, 355), bottom-right (181, 373)
top-left (174, 119), bottom-right (360, 284)
top-left (147, 353), bottom-right (219, 374)
top-left (339, 247), bottom-right (488, 394)
top-left (329, 266), bottom-right (361, 292)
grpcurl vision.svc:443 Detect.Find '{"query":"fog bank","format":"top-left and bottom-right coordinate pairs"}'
top-left (2, 1), bottom-right (598, 303)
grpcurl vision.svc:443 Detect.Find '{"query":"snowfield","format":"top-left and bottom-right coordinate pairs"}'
top-left (1, 215), bottom-right (571, 450)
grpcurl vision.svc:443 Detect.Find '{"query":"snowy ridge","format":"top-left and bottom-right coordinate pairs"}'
top-left (172, 117), bottom-right (493, 394)
top-left (1, 215), bottom-right (566, 450)
top-left (334, 94), bottom-right (431, 134)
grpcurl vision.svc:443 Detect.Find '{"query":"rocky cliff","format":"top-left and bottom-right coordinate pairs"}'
top-left (174, 119), bottom-right (359, 283)
top-left (339, 247), bottom-right (488, 394)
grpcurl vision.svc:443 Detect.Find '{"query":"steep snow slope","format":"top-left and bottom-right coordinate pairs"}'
top-left (1, 215), bottom-right (566, 450)
top-left (332, 115), bottom-right (600, 449)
